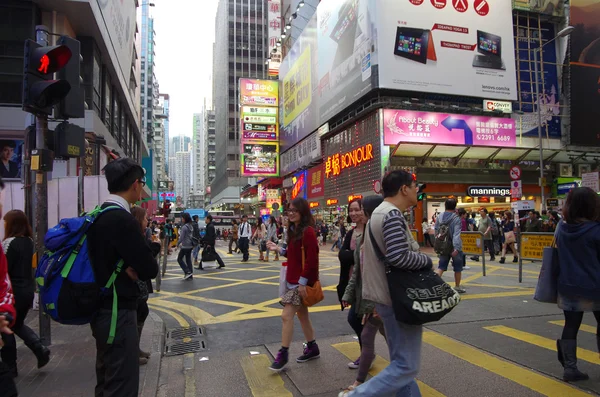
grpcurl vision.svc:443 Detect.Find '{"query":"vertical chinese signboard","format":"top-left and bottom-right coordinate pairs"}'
top-left (239, 79), bottom-right (280, 177)
top-left (268, 0), bottom-right (282, 77)
top-left (307, 164), bottom-right (324, 199)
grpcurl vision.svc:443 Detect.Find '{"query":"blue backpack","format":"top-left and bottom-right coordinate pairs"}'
top-left (35, 206), bottom-right (124, 344)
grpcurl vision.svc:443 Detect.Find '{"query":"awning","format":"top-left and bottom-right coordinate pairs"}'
top-left (240, 186), bottom-right (258, 198)
top-left (389, 142), bottom-right (599, 165)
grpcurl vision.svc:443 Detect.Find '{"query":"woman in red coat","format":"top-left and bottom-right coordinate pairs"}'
top-left (267, 197), bottom-right (320, 372)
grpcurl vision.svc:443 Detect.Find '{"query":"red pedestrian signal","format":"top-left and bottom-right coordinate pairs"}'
top-left (38, 55), bottom-right (50, 74)
top-left (22, 39), bottom-right (73, 115)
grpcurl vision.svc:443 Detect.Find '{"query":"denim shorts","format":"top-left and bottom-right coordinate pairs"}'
top-left (438, 252), bottom-right (464, 273)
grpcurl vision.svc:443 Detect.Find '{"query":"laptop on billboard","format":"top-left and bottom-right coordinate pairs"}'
top-left (472, 30), bottom-right (505, 70)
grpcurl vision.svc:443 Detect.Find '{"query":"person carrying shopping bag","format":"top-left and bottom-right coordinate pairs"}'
top-left (266, 197), bottom-right (322, 372)
top-left (553, 187), bottom-right (600, 382)
top-left (265, 216), bottom-right (279, 262)
top-left (253, 217), bottom-right (267, 261)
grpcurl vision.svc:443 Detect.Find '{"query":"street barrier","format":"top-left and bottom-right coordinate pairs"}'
top-left (518, 232), bottom-right (554, 283)
top-left (460, 231), bottom-right (486, 276)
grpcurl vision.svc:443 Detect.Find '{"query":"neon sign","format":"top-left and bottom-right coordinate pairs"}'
top-left (326, 199), bottom-right (339, 206)
top-left (309, 202), bottom-right (320, 209)
top-left (291, 171), bottom-right (306, 199)
top-left (325, 144), bottom-right (374, 178)
top-left (348, 194), bottom-right (363, 202)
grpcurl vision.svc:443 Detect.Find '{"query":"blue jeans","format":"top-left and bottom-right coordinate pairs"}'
top-left (192, 245), bottom-right (201, 261)
top-left (350, 304), bottom-right (422, 397)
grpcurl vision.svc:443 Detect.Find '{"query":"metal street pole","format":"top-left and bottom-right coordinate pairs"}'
top-left (34, 25), bottom-right (52, 346)
top-left (533, 48), bottom-right (546, 212)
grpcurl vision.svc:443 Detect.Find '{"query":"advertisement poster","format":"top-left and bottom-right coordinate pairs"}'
top-left (307, 164), bottom-right (325, 199)
top-left (266, 189), bottom-right (282, 211)
top-left (513, 17), bottom-right (561, 138)
top-left (376, 0), bottom-right (517, 100)
top-left (241, 142), bottom-right (279, 177)
top-left (0, 139), bottom-right (24, 180)
top-left (239, 79), bottom-right (279, 106)
top-left (570, 0), bottom-right (600, 147)
top-left (317, 0), bottom-right (376, 123)
top-left (291, 170), bottom-right (307, 200)
top-left (241, 122), bottom-right (278, 141)
top-left (383, 109), bottom-right (516, 147)
top-left (512, 0), bottom-right (565, 16)
top-left (158, 191), bottom-right (176, 202)
top-left (280, 14), bottom-right (319, 152)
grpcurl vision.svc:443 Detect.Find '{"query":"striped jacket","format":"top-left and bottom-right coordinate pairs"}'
top-left (362, 201), bottom-right (432, 306)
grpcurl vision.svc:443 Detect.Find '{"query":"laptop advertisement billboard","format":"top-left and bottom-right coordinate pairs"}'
top-left (376, 0), bottom-right (517, 100)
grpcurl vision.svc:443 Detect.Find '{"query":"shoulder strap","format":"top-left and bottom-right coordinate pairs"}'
top-left (367, 222), bottom-right (386, 263)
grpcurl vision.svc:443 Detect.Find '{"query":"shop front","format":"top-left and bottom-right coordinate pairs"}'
top-left (323, 111), bottom-right (383, 219)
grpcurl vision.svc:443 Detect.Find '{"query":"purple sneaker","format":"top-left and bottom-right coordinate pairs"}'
top-left (296, 343), bottom-right (320, 363)
top-left (269, 349), bottom-right (289, 372)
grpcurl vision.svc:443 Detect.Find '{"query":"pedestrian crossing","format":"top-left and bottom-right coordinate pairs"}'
top-left (186, 322), bottom-right (598, 397)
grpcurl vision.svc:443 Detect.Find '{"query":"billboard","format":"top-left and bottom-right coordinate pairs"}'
top-left (280, 13), bottom-right (319, 152)
top-left (570, 0), bottom-right (600, 147)
top-left (376, 0), bottom-right (517, 100)
top-left (513, 17), bottom-right (561, 138)
top-left (0, 139), bottom-right (24, 180)
top-left (240, 79), bottom-right (280, 177)
top-left (512, 0), bottom-right (565, 16)
top-left (158, 191), bottom-right (176, 202)
top-left (267, 0), bottom-right (282, 76)
top-left (307, 164), bottom-right (325, 199)
top-left (240, 142), bottom-right (279, 177)
top-left (383, 109), bottom-right (517, 147)
top-left (239, 79), bottom-right (279, 106)
top-left (316, 0), bottom-right (376, 123)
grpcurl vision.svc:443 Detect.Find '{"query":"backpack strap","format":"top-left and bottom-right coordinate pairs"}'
top-left (105, 259), bottom-right (124, 345)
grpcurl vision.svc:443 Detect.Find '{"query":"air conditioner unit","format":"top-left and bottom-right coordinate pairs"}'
top-left (557, 163), bottom-right (573, 177)
top-left (578, 164), bottom-right (592, 177)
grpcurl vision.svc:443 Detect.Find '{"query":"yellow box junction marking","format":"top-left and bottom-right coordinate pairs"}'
top-left (484, 325), bottom-right (600, 365)
top-left (549, 320), bottom-right (597, 335)
top-left (332, 342), bottom-right (445, 397)
top-left (240, 354), bottom-right (292, 397)
top-left (423, 331), bottom-right (591, 397)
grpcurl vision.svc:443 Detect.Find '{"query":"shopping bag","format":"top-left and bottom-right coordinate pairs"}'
top-left (534, 241), bottom-right (559, 303)
top-left (279, 262), bottom-right (288, 298)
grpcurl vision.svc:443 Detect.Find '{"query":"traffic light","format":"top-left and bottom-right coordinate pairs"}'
top-left (22, 39), bottom-right (72, 115)
top-left (417, 183), bottom-right (427, 202)
top-left (56, 36), bottom-right (85, 119)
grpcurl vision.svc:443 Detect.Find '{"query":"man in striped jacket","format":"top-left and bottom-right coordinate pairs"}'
top-left (341, 170), bottom-right (432, 397)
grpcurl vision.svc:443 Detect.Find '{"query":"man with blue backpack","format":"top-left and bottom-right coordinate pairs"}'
top-left (86, 159), bottom-right (158, 396)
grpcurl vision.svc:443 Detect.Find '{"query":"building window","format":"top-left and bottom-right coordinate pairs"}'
top-left (112, 92), bottom-right (119, 139)
top-left (0, 2), bottom-right (34, 105)
top-left (103, 70), bottom-right (112, 130)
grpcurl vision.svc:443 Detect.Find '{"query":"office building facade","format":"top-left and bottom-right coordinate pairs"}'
top-left (211, 0), bottom-right (269, 208)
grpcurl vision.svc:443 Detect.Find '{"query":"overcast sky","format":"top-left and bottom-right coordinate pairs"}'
top-left (153, 0), bottom-right (219, 138)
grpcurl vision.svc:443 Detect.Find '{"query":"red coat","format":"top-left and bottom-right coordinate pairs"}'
top-left (0, 244), bottom-right (15, 326)
top-left (286, 226), bottom-right (319, 286)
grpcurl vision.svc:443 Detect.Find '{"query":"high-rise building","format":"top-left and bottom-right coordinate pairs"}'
top-left (175, 151), bottom-right (191, 207)
top-left (161, 93), bottom-right (171, 174)
top-left (171, 135), bottom-right (191, 158)
top-left (204, 109), bottom-right (216, 208)
top-left (168, 157), bottom-right (177, 184)
top-left (192, 110), bottom-right (206, 197)
top-left (212, 0), bottom-right (268, 208)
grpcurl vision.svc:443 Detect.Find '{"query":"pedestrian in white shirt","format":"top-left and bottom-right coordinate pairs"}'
top-left (238, 214), bottom-right (252, 262)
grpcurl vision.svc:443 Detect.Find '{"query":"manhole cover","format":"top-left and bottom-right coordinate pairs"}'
top-left (164, 327), bottom-right (207, 356)
top-left (167, 327), bottom-right (203, 340)
top-left (165, 339), bottom-right (206, 356)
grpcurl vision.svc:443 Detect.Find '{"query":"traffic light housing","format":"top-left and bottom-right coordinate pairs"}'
top-left (56, 36), bottom-right (85, 119)
top-left (22, 39), bottom-right (72, 115)
top-left (417, 183), bottom-right (427, 202)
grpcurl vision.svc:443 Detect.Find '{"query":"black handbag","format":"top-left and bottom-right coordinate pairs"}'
top-left (201, 246), bottom-right (218, 262)
top-left (367, 222), bottom-right (460, 325)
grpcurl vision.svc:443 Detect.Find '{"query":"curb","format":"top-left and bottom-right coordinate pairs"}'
top-left (140, 311), bottom-right (166, 397)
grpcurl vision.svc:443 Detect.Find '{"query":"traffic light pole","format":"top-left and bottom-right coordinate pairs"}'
top-left (35, 25), bottom-right (51, 346)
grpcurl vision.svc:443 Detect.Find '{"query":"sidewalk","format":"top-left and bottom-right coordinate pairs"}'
top-left (12, 310), bottom-right (165, 397)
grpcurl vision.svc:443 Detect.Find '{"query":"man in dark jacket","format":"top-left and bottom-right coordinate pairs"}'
top-left (87, 158), bottom-right (159, 397)
top-left (198, 214), bottom-right (225, 270)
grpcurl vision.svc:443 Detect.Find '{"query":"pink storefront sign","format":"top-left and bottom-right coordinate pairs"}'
top-left (383, 109), bottom-right (516, 147)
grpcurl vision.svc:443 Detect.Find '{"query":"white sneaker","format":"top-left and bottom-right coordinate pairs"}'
top-left (183, 273), bottom-right (193, 280)
top-left (463, 265), bottom-right (471, 270)
top-left (347, 357), bottom-right (360, 369)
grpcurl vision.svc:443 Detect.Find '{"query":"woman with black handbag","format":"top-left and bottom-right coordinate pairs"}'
top-left (253, 217), bottom-right (267, 261)
top-left (266, 198), bottom-right (322, 372)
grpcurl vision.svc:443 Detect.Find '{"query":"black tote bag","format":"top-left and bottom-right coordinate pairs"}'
top-left (368, 222), bottom-right (461, 325)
